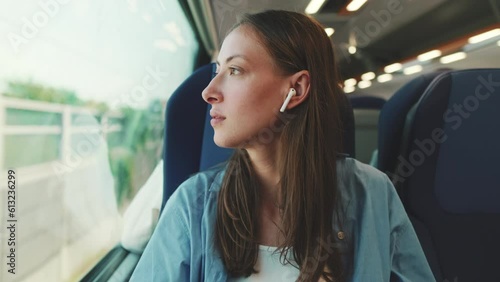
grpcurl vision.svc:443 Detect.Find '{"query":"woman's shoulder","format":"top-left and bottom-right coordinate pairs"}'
top-left (335, 157), bottom-right (403, 237)
top-left (182, 162), bottom-right (227, 192)
top-left (336, 157), bottom-right (395, 202)
top-left (163, 163), bottom-right (227, 213)
top-left (337, 157), bottom-right (390, 182)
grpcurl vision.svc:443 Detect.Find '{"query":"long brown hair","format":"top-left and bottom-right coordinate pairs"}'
top-left (214, 10), bottom-right (349, 282)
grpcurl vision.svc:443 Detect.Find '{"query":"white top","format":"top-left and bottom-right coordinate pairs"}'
top-left (228, 245), bottom-right (300, 282)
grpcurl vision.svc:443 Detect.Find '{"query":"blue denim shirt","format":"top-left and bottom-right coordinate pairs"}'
top-left (130, 158), bottom-right (435, 281)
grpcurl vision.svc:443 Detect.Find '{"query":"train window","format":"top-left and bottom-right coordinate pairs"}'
top-left (0, 0), bottom-right (198, 280)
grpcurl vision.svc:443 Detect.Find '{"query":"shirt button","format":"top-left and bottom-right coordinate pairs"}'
top-left (337, 231), bottom-right (345, 240)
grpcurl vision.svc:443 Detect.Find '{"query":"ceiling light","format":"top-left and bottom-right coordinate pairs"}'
top-left (305, 0), bottom-right (326, 14)
top-left (325, 28), bottom-right (335, 37)
top-left (346, 0), bottom-right (368, 12)
top-left (403, 65), bottom-right (423, 75)
top-left (468, 28), bottom-right (500, 44)
top-left (384, 63), bottom-right (402, 73)
top-left (344, 78), bottom-right (357, 87)
top-left (361, 72), bottom-right (375, 81)
top-left (440, 52), bottom-right (467, 64)
top-left (357, 80), bottom-right (371, 89)
top-left (417, 50), bottom-right (441, 62)
top-left (344, 85), bottom-right (355, 93)
top-left (348, 46), bottom-right (357, 54)
top-left (377, 74), bottom-right (393, 83)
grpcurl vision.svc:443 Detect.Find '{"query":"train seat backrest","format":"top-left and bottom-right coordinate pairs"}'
top-left (399, 68), bottom-right (500, 281)
top-left (377, 70), bottom-right (450, 173)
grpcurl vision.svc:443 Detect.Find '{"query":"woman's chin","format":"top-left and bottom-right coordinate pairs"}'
top-left (213, 135), bottom-right (237, 149)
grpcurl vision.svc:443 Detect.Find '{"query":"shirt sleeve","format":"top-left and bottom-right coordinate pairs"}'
top-left (129, 190), bottom-right (191, 281)
top-left (385, 176), bottom-right (437, 282)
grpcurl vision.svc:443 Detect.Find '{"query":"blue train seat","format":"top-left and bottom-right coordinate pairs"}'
top-left (395, 69), bottom-right (500, 281)
top-left (377, 70), bottom-right (450, 174)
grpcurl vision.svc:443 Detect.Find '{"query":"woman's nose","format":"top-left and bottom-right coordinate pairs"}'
top-left (201, 76), bottom-right (223, 104)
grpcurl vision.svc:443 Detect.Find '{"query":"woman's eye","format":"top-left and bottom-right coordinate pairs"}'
top-left (229, 67), bottom-right (240, 75)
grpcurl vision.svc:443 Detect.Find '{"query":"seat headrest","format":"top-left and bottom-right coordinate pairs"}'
top-left (378, 70), bottom-right (450, 172)
top-left (162, 64), bottom-right (215, 210)
top-left (416, 69), bottom-right (500, 213)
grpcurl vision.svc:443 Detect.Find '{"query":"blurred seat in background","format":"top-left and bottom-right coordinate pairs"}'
top-left (348, 95), bottom-right (386, 165)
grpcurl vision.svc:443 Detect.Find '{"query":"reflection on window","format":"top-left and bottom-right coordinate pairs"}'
top-left (0, 0), bottom-right (198, 280)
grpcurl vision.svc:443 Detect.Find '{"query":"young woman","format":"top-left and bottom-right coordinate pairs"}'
top-left (131, 10), bottom-right (435, 282)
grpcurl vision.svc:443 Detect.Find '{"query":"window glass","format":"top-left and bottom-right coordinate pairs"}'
top-left (0, 0), bottom-right (198, 280)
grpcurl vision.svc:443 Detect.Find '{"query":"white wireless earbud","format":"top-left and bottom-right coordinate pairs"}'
top-left (280, 88), bottom-right (296, 112)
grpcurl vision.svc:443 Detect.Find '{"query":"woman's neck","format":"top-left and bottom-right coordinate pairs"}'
top-left (246, 142), bottom-right (285, 246)
top-left (246, 143), bottom-right (281, 201)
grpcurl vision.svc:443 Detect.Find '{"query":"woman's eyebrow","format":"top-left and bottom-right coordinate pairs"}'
top-left (216, 54), bottom-right (247, 65)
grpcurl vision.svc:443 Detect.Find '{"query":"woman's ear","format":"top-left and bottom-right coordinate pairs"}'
top-left (283, 70), bottom-right (310, 111)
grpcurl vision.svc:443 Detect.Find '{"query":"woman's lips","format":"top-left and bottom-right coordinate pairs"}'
top-left (210, 117), bottom-right (225, 126)
top-left (210, 111), bottom-right (226, 126)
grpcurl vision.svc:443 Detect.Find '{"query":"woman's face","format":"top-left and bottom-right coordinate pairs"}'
top-left (202, 26), bottom-right (291, 148)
